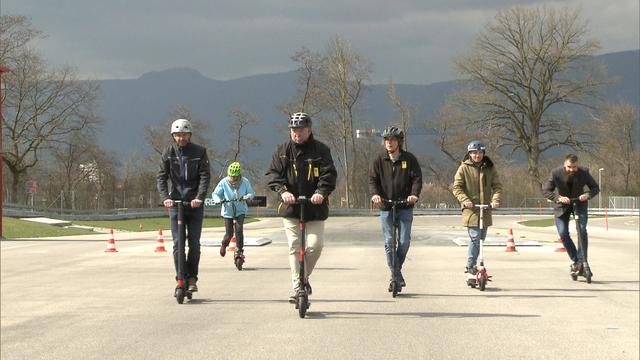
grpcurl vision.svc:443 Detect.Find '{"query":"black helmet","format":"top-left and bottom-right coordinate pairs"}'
top-left (382, 126), bottom-right (404, 139)
top-left (289, 112), bottom-right (312, 128)
top-left (467, 140), bottom-right (486, 152)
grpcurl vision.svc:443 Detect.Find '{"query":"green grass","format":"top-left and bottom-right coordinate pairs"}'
top-left (519, 215), bottom-right (607, 227)
top-left (2, 217), bottom-right (95, 238)
top-left (2, 216), bottom-right (258, 238)
top-left (72, 216), bottom-right (257, 232)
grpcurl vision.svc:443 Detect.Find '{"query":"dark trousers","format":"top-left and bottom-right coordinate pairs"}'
top-left (554, 207), bottom-right (589, 263)
top-left (170, 206), bottom-right (204, 281)
top-left (222, 215), bottom-right (245, 250)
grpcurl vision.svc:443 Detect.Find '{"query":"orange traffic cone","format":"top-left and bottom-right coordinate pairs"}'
top-left (554, 238), bottom-right (567, 252)
top-left (505, 228), bottom-right (517, 252)
top-left (228, 236), bottom-right (237, 252)
top-left (105, 228), bottom-right (118, 252)
top-left (154, 228), bottom-right (167, 252)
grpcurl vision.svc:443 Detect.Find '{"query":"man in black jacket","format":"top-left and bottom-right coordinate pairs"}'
top-left (266, 112), bottom-right (337, 302)
top-left (369, 126), bottom-right (422, 291)
top-left (157, 119), bottom-right (211, 292)
top-left (542, 154), bottom-right (599, 277)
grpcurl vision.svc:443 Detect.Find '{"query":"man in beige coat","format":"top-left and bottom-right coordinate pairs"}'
top-left (452, 141), bottom-right (503, 275)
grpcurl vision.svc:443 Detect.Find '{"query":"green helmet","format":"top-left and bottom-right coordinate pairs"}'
top-left (227, 162), bottom-right (242, 177)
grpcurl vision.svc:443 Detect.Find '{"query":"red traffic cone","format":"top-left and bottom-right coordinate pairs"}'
top-left (105, 228), bottom-right (118, 253)
top-left (154, 228), bottom-right (167, 252)
top-left (554, 238), bottom-right (567, 252)
top-left (505, 228), bottom-right (517, 252)
top-left (228, 236), bottom-right (237, 252)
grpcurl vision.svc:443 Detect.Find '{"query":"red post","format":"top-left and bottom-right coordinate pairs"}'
top-left (519, 207), bottom-right (523, 222)
top-left (0, 66), bottom-right (9, 239)
top-left (605, 207), bottom-right (609, 231)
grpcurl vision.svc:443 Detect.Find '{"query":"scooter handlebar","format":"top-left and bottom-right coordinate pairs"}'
top-left (383, 199), bottom-right (409, 206)
top-left (473, 204), bottom-right (492, 209)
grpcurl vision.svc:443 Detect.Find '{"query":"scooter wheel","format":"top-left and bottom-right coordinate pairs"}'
top-left (297, 294), bottom-right (308, 318)
top-left (570, 273), bottom-right (578, 281)
top-left (235, 257), bottom-right (243, 271)
top-left (391, 282), bottom-right (398, 298)
top-left (175, 288), bottom-right (185, 304)
top-left (479, 276), bottom-right (487, 291)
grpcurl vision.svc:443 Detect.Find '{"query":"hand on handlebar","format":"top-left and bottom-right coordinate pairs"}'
top-left (310, 193), bottom-right (324, 205)
top-left (490, 201), bottom-right (500, 209)
top-left (578, 194), bottom-right (589, 202)
top-left (463, 201), bottom-right (473, 209)
top-left (191, 199), bottom-right (203, 208)
top-left (281, 191), bottom-right (296, 205)
top-left (371, 195), bottom-right (382, 206)
top-left (407, 195), bottom-right (418, 205)
top-left (558, 196), bottom-right (571, 205)
top-left (163, 199), bottom-right (174, 208)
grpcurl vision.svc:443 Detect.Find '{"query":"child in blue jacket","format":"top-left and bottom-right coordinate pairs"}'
top-left (212, 162), bottom-right (255, 258)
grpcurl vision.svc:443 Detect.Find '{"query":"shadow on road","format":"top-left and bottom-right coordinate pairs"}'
top-left (305, 311), bottom-right (540, 319)
top-left (398, 292), bottom-right (596, 299)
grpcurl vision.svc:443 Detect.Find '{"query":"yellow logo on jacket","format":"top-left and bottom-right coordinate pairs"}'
top-left (402, 161), bottom-right (407, 169)
top-left (314, 167), bottom-right (319, 177)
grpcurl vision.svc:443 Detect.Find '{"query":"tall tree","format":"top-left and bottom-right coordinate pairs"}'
top-left (593, 102), bottom-right (640, 194)
top-left (318, 36), bottom-right (371, 207)
top-left (1, 15), bottom-right (100, 202)
top-left (453, 6), bottom-right (607, 185)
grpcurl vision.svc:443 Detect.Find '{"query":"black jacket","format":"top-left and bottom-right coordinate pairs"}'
top-left (157, 142), bottom-right (211, 202)
top-left (369, 149), bottom-right (423, 211)
top-left (542, 166), bottom-right (600, 217)
top-left (266, 134), bottom-right (337, 221)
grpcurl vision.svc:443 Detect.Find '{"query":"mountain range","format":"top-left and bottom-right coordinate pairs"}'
top-left (95, 50), bottom-right (639, 168)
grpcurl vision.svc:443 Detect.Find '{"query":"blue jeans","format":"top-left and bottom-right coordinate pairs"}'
top-left (467, 227), bottom-right (488, 269)
top-left (380, 208), bottom-right (413, 279)
top-left (555, 208), bottom-right (588, 263)
top-left (170, 205), bottom-right (204, 281)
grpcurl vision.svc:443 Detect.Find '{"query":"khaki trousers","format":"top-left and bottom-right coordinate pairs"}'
top-left (283, 218), bottom-right (325, 289)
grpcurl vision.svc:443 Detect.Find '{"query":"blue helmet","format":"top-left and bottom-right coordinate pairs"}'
top-left (467, 140), bottom-right (486, 152)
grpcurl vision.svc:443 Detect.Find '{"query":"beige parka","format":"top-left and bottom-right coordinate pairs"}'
top-left (452, 155), bottom-right (503, 227)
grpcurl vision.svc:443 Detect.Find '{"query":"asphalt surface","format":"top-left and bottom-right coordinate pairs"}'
top-left (2, 215), bottom-right (639, 360)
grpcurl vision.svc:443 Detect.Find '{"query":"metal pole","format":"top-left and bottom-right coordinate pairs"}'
top-left (598, 168), bottom-right (604, 209)
top-left (0, 66), bottom-right (8, 238)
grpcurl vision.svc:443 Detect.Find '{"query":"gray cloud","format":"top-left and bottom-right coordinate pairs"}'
top-left (3, 0), bottom-right (638, 84)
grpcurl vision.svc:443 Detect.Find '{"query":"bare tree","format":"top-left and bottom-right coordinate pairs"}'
top-left (453, 6), bottom-right (607, 185)
top-left (387, 80), bottom-right (415, 150)
top-left (1, 15), bottom-right (101, 202)
top-left (318, 35), bottom-right (371, 207)
top-left (593, 102), bottom-right (640, 194)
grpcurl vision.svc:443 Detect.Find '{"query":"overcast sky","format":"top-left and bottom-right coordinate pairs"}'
top-left (2, 0), bottom-right (639, 84)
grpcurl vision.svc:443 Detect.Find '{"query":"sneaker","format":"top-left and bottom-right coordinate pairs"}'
top-left (187, 277), bottom-right (198, 292)
top-left (219, 241), bottom-right (228, 257)
top-left (304, 280), bottom-right (312, 295)
top-left (399, 278), bottom-right (406, 287)
top-left (288, 293), bottom-right (297, 303)
top-left (466, 266), bottom-right (477, 275)
top-left (570, 262), bottom-right (583, 275)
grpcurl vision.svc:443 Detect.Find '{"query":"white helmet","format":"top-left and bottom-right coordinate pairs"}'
top-left (171, 119), bottom-right (192, 134)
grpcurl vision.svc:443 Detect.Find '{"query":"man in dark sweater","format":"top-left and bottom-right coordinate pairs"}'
top-left (369, 126), bottom-right (422, 292)
top-left (543, 154), bottom-right (600, 278)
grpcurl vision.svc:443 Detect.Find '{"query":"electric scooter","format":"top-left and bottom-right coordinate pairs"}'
top-left (216, 198), bottom-right (247, 270)
top-left (171, 200), bottom-right (193, 304)
top-left (569, 198), bottom-right (593, 283)
top-left (466, 204), bottom-right (492, 291)
top-left (384, 199), bottom-right (408, 298)
top-left (293, 196), bottom-right (311, 318)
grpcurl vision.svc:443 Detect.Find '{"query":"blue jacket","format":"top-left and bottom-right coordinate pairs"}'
top-left (212, 177), bottom-right (254, 218)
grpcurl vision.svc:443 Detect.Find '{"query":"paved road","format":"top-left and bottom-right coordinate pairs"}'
top-left (2, 216), bottom-right (638, 360)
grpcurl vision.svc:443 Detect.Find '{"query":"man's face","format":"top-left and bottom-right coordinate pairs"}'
top-left (469, 150), bottom-right (484, 163)
top-left (290, 127), bottom-right (311, 144)
top-left (384, 137), bottom-right (400, 153)
top-left (564, 159), bottom-right (578, 176)
top-left (172, 132), bottom-right (191, 147)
